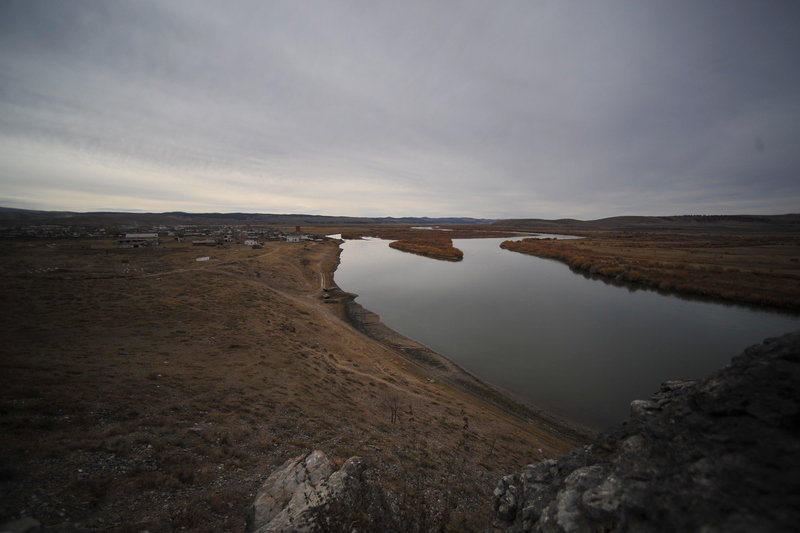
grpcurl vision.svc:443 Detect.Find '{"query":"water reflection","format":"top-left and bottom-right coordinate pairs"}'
top-left (562, 259), bottom-right (799, 316)
top-left (334, 236), bottom-right (800, 430)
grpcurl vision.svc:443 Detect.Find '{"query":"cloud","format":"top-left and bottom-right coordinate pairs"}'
top-left (1, 0), bottom-right (799, 218)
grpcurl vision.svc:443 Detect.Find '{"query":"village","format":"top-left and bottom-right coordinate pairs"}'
top-left (0, 223), bottom-right (331, 249)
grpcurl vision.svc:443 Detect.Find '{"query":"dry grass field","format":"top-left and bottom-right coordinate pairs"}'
top-left (388, 238), bottom-right (464, 261)
top-left (502, 232), bottom-right (800, 308)
top-left (0, 235), bottom-right (586, 532)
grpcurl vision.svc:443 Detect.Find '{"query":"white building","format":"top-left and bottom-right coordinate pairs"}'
top-left (119, 233), bottom-right (159, 247)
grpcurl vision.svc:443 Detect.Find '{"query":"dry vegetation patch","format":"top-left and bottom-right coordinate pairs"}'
top-left (389, 238), bottom-right (464, 261)
top-left (501, 232), bottom-right (800, 308)
top-left (0, 236), bottom-right (580, 532)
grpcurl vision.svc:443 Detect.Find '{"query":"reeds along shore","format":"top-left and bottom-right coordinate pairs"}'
top-left (389, 237), bottom-right (464, 261)
top-left (501, 237), bottom-right (800, 309)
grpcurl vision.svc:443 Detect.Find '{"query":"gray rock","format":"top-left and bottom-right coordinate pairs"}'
top-left (494, 474), bottom-right (521, 521)
top-left (490, 329), bottom-right (800, 533)
top-left (245, 450), bottom-right (366, 533)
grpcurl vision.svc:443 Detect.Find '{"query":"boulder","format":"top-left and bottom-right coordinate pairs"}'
top-left (245, 450), bottom-right (366, 533)
top-left (490, 329), bottom-right (800, 533)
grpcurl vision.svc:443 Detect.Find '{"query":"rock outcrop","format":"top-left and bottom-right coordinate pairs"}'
top-left (491, 330), bottom-right (800, 533)
top-left (245, 450), bottom-right (365, 533)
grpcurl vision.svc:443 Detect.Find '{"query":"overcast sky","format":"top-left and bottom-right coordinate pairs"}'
top-left (1, 1), bottom-right (798, 219)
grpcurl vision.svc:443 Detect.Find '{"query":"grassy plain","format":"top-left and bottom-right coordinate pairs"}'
top-left (0, 233), bottom-right (585, 532)
top-left (501, 232), bottom-right (800, 308)
top-left (4, 217), bottom-right (796, 532)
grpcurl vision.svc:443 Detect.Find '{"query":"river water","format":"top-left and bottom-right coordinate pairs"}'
top-left (333, 235), bottom-right (800, 431)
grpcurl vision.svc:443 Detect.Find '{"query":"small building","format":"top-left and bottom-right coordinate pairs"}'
top-left (286, 234), bottom-right (301, 243)
top-left (192, 239), bottom-right (217, 246)
top-left (119, 233), bottom-right (159, 248)
top-left (244, 239), bottom-right (258, 246)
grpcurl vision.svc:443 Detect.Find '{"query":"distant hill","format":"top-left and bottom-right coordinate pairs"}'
top-left (0, 208), bottom-right (493, 228)
top-left (3, 208), bottom-right (799, 233)
top-left (493, 214), bottom-right (800, 233)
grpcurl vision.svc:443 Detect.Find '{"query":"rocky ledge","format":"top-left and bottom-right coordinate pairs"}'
top-left (245, 450), bottom-right (365, 533)
top-left (490, 329), bottom-right (800, 533)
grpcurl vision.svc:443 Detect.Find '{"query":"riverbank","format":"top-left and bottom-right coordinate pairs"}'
top-left (321, 235), bottom-right (594, 440)
top-left (332, 284), bottom-right (595, 443)
top-left (0, 236), bottom-right (589, 531)
top-left (500, 232), bottom-right (800, 309)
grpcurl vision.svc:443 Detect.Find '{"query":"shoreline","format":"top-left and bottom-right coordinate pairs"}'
top-left (325, 242), bottom-right (597, 444)
top-left (0, 236), bottom-right (590, 531)
top-left (339, 291), bottom-right (597, 442)
top-left (500, 234), bottom-right (800, 310)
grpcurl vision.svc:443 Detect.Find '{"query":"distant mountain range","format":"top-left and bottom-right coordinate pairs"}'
top-left (496, 214), bottom-right (800, 233)
top-left (1, 207), bottom-right (798, 233)
top-left (0, 207), bottom-right (493, 228)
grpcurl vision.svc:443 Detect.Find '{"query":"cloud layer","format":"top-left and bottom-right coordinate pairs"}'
top-left (1, 1), bottom-right (799, 218)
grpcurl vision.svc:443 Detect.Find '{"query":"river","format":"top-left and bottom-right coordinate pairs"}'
top-left (333, 235), bottom-right (800, 431)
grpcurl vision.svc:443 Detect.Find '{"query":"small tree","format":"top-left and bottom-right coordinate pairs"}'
top-left (384, 391), bottom-right (401, 424)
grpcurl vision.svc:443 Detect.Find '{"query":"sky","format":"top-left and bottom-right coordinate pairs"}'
top-left (1, 1), bottom-right (799, 220)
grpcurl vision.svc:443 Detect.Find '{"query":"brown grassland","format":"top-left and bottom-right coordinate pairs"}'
top-left (0, 232), bottom-right (586, 532)
top-left (388, 238), bottom-right (464, 261)
top-left (2, 219), bottom-right (798, 532)
top-left (501, 232), bottom-right (800, 308)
